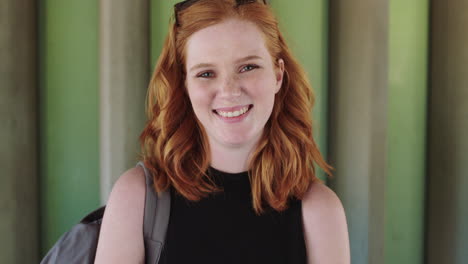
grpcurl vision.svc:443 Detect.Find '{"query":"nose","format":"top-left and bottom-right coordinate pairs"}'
top-left (219, 74), bottom-right (241, 97)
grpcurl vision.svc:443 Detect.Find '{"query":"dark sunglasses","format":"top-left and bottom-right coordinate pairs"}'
top-left (174, 0), bottom-right (268, 26)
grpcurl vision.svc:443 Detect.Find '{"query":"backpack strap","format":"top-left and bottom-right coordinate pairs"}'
top-left (136, 161), bottom-right (171, 264)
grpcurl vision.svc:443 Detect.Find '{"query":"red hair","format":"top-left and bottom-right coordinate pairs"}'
top-left (140, 0), bottom-right (333, 214)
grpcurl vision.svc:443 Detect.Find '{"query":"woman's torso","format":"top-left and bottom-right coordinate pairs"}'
top-left (158, 167), bottom-right (307, 264)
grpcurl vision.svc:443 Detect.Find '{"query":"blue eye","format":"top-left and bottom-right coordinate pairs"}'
top-left (241, 64), bottom-right (259, 73)
top-left (198, 71), bottom-right (214, 78)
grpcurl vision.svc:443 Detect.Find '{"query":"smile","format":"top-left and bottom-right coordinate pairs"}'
top-left (213, 105), bottom-right (253, 118)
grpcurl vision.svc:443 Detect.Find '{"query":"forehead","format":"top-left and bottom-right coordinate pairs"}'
top-left (185, 18), bottom-right (270, 66)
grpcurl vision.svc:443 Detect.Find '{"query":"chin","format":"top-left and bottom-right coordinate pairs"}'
top-left (220, 138), bottom-right (250, 147)
top-left (217, 129), bottom-right (262, 148)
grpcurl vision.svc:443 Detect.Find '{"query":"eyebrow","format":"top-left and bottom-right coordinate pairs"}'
top-left (188, 55), bottom-right (263, 73)
top-left (235, 55), bottom-right (263, 64)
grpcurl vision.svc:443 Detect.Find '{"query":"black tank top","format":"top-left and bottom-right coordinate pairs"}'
top-left (158, 166), bottom-right (307, 264)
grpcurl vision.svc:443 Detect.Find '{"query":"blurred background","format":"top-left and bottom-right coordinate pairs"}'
top-left (1, 0), bottom-right (467, 263)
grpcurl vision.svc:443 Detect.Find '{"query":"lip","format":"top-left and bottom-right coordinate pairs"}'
top-left (213, 104), bottom-right (253, 123)
top-left (213, 104), bottom-right (251, 112)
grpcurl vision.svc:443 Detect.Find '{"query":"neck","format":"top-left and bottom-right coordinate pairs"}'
top-left (209, 136), bottom-right (261, 174)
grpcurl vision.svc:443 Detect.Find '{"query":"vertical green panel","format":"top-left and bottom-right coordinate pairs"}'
top-left (270, 0), bottom-right (329, 181)
top-left (150, 0), bottom-right (178, 70)
top-left (386, 0), bottom-right (428, 263)
top-left (39, 0), bottom-right (99, 255)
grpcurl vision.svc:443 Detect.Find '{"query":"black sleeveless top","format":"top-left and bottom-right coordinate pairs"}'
top-left (158, 166), bottom-right (307, 264)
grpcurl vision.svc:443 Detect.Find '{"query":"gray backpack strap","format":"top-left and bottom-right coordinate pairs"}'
top-left (136, 161), bottom-right (171, 264)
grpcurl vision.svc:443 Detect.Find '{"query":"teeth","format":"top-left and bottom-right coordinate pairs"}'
top-left (216, 106), bottom-right (249, 118)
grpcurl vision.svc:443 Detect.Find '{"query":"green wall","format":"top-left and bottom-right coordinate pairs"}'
top-left (33, 1), bottom-right (467, 263)
top-left (39, 0), bottom-right (100, 254)
top-left (386, 0), bottom-right (429, 263)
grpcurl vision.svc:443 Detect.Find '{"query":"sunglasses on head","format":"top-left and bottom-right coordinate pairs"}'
top-left (174, 0), bottom-right (268, 26)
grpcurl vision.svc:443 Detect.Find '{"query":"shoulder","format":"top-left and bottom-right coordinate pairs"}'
top-left (301, 180), bottom-right (350, 264)
top-left (100, 167), bottom-right (147, 217)
top-left (302, 179), bottom-right (343, 213)
top-left (94, 166), bottom-right (146, 263)
top-left (107, 166), bottom-right (146, 201)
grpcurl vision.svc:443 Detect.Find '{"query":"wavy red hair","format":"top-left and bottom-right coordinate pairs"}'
top-left (140, 0), bottom-right (333, 214)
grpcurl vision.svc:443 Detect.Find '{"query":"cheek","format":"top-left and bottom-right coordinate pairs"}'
top-left (187, 83), bottom-right (213, 110)
top-left (246, 75), bottom-right (277, 101)
top-left (250, 78), bottom-right (277, 119)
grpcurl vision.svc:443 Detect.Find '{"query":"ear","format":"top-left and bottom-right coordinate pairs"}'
top-left (275, 58), bottom-right (285, 94)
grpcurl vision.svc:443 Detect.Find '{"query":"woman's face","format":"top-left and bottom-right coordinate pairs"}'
top-left (185, 18), bottom-right (284, 151)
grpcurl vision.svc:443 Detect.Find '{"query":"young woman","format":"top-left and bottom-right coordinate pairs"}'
top-left (95, 0), bottom-right (350, 263)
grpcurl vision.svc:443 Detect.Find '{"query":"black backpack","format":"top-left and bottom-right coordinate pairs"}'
top-left (40, 161), bottom-right (171, 264)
